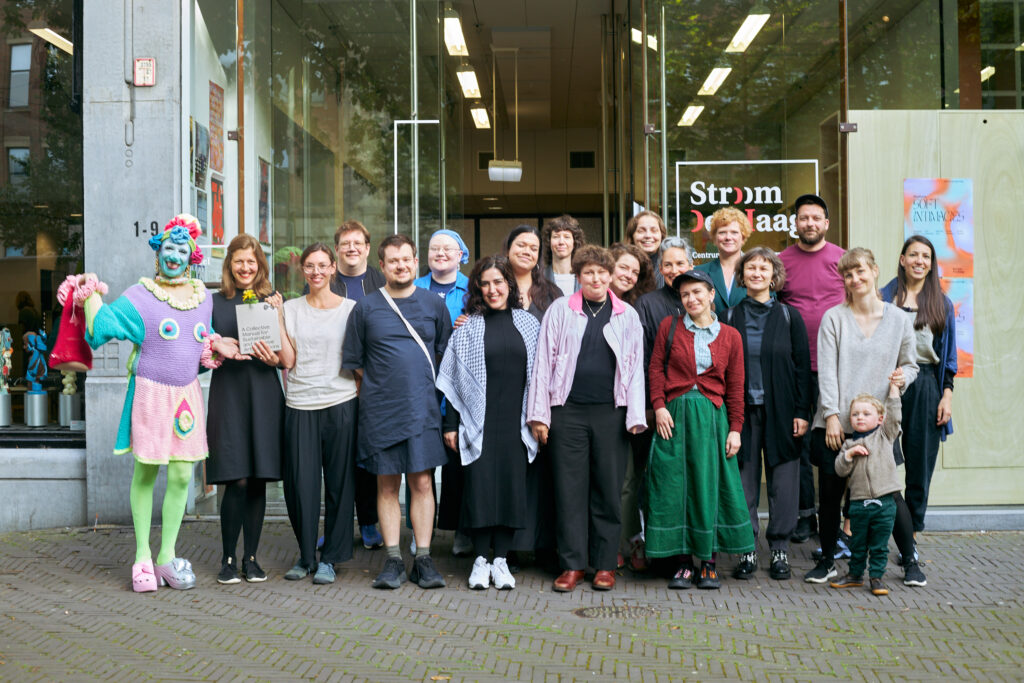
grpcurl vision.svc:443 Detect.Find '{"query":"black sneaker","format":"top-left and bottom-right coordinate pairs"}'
top-left (769, 550), bottom-right (791, 580)
top-left (372, 557), bottom-right (407, 589)
top-left (790, 515), bottom-right (817, 543)
top-left (668, 564), bottom-right (695, 589)
top-left (732, 552), bottom-right (757, 580)
top-left (804, 560), bottom-right (837, 584)
top-left (409, 555), bottom-right (446, 589)
top-left (870, 577), bottom-right (890, 595)
top-left (242, 556), bottom-right (267, 583)
top-left (829, 573), bottom-right (864, 589)
top-left (695, 562), bottom-right (720, 590)
top-left (902, 560), bottom-right (927, 587)
top-left (217, 557), bottom-right (241, 585)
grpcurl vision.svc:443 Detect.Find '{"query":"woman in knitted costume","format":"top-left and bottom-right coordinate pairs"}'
top-left (81, 214), bottom-right (242, 592)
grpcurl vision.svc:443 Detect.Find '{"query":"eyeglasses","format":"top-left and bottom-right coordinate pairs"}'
top-left (337, 241), bottom-right (367, 250)
top-left (428, 246), bottom-right (462, 255)
top-left (302, 264), bottom-right (334, 274)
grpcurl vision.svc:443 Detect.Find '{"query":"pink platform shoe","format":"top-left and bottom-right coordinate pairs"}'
top-left (153, 557), bottom-right (196, 590)
top-left (132, 560), bottom-right (158, 593)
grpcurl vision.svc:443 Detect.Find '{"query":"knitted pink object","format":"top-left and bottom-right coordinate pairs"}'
top-left (200, 332), bottom-right (224, 369)
top-left (50, 275), bottom-right (109, 372)
top-left (56, 274), bottom-right (109, 307)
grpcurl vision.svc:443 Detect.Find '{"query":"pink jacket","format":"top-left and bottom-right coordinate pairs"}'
top-left (526, 290), bottom-right (647, 431)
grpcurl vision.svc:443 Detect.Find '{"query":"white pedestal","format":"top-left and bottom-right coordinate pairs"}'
top-left (0, 393), bottom-right (11, 427)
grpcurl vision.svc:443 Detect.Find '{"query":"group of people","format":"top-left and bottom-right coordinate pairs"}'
top-left (81, 193), bottom-right (957, 598)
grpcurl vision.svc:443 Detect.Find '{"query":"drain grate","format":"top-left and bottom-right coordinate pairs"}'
top-left (572, 605), bottom-right (659, 619)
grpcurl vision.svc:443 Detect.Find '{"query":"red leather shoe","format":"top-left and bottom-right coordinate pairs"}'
top-left (552, 570), bottom-right (585, 592)
top-left (592, 570), bottom-right (616, 591)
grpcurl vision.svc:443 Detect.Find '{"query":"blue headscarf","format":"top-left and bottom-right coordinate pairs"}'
top-left (430, 229), bottom-right (469, 265)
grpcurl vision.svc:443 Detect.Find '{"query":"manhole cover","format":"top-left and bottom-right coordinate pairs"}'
top-left (572, 605), bottom-right (659, 618)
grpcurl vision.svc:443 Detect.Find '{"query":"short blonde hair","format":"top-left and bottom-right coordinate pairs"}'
top-left (837, 247), bottom-right (880, 303)
top-left (707, 207), bottom-right (752, 241)
top-left (849, 393), bottom-right (884, 416)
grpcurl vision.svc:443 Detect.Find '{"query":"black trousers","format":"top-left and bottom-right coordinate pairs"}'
top-left (284, 399), bottom-right (357, 568)
top-left (738, 405), bottom-right (799, 551)
top-left (902, 364), bottom-right (943, 531)
top-left (355, 466), bottom-right (378, 527)
top-left (549, 402), bottom-right (629, 572)
top-left (811, 428), bottom-right (915, 563)
top-left (797, 372), bottom-right (820, 519)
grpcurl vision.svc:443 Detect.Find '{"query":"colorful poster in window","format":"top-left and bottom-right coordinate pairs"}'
top-left (195, 189), bottom-right (208, 239)
top-left (209, 81), bottom-right (224, 173)
top-left (903, 178), bottom-right (974, 377)
top-left (258, 157), bottom-right (270, 245)
top-left (210, 176), bottom-right (224, 245)
top-left (194, 123), bottom-right (209, 187)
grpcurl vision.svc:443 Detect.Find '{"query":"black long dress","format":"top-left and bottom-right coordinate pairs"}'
top-left (462, 308), bottom-right (529, 529)
top-left (206, 291), bottom-right (285, 484)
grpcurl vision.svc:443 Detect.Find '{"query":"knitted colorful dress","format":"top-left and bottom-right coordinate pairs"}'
top-left (87, 278), bottom-right (214, 464)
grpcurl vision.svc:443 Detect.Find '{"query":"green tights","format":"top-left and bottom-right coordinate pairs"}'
top-left (129, 461), bottom-right (193, 565)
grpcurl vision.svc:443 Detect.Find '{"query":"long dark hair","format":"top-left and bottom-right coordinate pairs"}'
top-left (502, 225), bottom-right (561, 313)
top-left (609, 242), bottom-right (654, 304)
top-left (894, 235), bottom-right (946, 336)
top-left (464, 256), bottom-right (522, 316)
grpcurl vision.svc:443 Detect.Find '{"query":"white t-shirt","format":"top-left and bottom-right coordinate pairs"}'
top-left (553, 272), bottom-right (576, 297)
top-left (282, 296), bottom-right (358, 410)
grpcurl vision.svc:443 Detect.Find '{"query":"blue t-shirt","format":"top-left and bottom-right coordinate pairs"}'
top-left (429, 277), bottom-right (457, 298)
top-left (337, 273), bottom-right (369, 302)
top-left (342, 288), bottom-right (452, 457)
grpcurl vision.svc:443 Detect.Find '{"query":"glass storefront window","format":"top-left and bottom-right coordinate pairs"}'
top-left (0, 0), bottom-right (83, 434)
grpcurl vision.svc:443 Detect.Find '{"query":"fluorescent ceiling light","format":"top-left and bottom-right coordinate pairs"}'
top-left (444, 14), bottom-right (468, 56)
top-left (698, 67), bottom-right (732, 96)
top-left (980, 65), bottom-right (995, 82)
top-left (29, 27), bottom-right (72, 55)
top-left (1016, 42), bottom-right (1024, 52)
top-left (482, 196), bottom-right (498, 201)
top-left (488, 160), bottom-right (523, 182)
top-left (677, 105), bottom-right (705, 127)
top-left (470, 106), bottom-right (490, 129)
top-left (456, 67), bottom-right (481, 98)
top-left (631, 28), bottom-right (657, 51)
top-left (725, 13), bottom-right (770, 53)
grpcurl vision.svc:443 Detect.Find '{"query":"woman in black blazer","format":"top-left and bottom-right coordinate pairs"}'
top-left (723, 247), bottom-right (811, 582)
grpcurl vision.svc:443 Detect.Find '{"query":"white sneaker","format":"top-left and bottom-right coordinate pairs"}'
top-left (491, 557), bottom-right (515, 590)
top-left (468, 556), bottom-right (491, 589)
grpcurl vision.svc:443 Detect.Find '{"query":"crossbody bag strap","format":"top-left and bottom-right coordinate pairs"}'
top-left (380, 287), bottom-right (436, 381)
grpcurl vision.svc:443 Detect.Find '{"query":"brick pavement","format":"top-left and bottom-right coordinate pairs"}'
top-left (1, 520), bottom-right (1022, 681)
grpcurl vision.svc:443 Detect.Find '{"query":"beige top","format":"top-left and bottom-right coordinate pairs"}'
top-left (282, 296), bottom-right (358, 410)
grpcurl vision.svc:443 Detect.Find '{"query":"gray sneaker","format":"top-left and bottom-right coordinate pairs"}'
top-left (312, 562), bottom-right (336, 584)
top-left (410, 555), bottom-right (446, 589)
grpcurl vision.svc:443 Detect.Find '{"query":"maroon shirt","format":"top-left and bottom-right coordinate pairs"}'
top-left (648, 317), bottom-right (745, 433)
top-left (778, 241), bottom-right (845, 371)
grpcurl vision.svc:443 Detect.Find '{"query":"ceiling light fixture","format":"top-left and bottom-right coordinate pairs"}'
top-left (980, 65), bottom-right (995, 82)
top-left (470, 106), bottom-right (490, 129)
top-left (456, 66), bottom-right (481, 98)
top-left (677, 105), bottom-right (705, 127)
top-left (630, 28), bottom-right (658, 51)
top-left (29, 27), bottom-right (72, 55)
top-left (724, 13), bottom-right (770, 53)
top-left (698, 67), bottom-right (732, 96)
top-left (482, 197), bottom-right (498, 201)
top-left (488, 47), bottom-right (522, 182)
top-left (443, 8), bottom-right (468, 56)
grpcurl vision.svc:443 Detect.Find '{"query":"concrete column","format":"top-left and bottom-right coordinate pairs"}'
top-left (83, 0), bottom-right (183, 523)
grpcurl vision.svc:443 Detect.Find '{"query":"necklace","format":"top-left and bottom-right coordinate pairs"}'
top-left (155, 273), bottom-right (190, 286)
top-left (583, 297), bottom-right (608, 318)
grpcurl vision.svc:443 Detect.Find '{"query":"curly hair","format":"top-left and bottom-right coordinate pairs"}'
top-left (609, 242), bottom-right (655, 304)
top-left (541, 214), bottom-right (586, 269)
top-left (571, 244), bottom-right (615, 277)
top-left (707, 206), bottom-right (752, 241)
top-left (463, 255), bottom-right (523, 316)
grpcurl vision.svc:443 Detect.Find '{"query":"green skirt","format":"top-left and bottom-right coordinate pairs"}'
top-left (645, 389), bottom-right (755, 560)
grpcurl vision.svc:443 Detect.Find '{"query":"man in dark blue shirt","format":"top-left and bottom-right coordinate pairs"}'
top-left (343, 234), bottom-right (452, 590)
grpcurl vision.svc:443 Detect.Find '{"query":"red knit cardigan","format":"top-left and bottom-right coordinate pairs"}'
top-left (648, 316), bottom-right (745, 433)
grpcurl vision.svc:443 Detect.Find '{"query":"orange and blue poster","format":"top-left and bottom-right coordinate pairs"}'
top-left (904, 178), bottom-right (974, 377)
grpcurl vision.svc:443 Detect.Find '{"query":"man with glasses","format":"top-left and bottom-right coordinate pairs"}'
top-left (343, 234), bottom-right (453, 590)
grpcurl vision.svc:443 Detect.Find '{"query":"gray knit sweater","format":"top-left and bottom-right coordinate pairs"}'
top-left (834, 394), bottom-right (904, 499)
top-left (814, 302), bottom-right (918, 432)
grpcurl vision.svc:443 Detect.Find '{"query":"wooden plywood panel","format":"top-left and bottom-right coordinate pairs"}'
top-left (936, 112), bottom-right (1024, 475)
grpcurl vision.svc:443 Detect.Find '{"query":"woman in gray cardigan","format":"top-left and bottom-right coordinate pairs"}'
top-left (804, 247), bottom-right (926, 588)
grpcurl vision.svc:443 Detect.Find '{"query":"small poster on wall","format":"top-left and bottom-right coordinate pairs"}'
top-left (258, 157), bottom-right (271, 245)
top-left (903, 177), bottom-right (974, 377)
top-left (189, 117), bottom-right (194, 184)
top-left (194, 123), bottom-right (209, 187)
top-left (209, 81), bottom-right (224, 173)
top-left (210, 176), bottom-right (225, 246)
top-left (195, 189), bottom-right (208, 238)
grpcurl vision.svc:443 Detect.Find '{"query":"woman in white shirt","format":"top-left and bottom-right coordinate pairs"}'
top-left (277, 242), bottom-right (359, 586)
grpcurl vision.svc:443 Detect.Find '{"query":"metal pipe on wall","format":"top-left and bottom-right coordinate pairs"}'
top-left (601, 15), bottom-right (610, 245)
top-left (659, 6), bottom-right (667, 220)
top-left (641, 0), bottom-right (649, 210)
top-left (838, 0), bottom-right (849, 246)
top-left (236, 0), bottom-right (245, 231)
